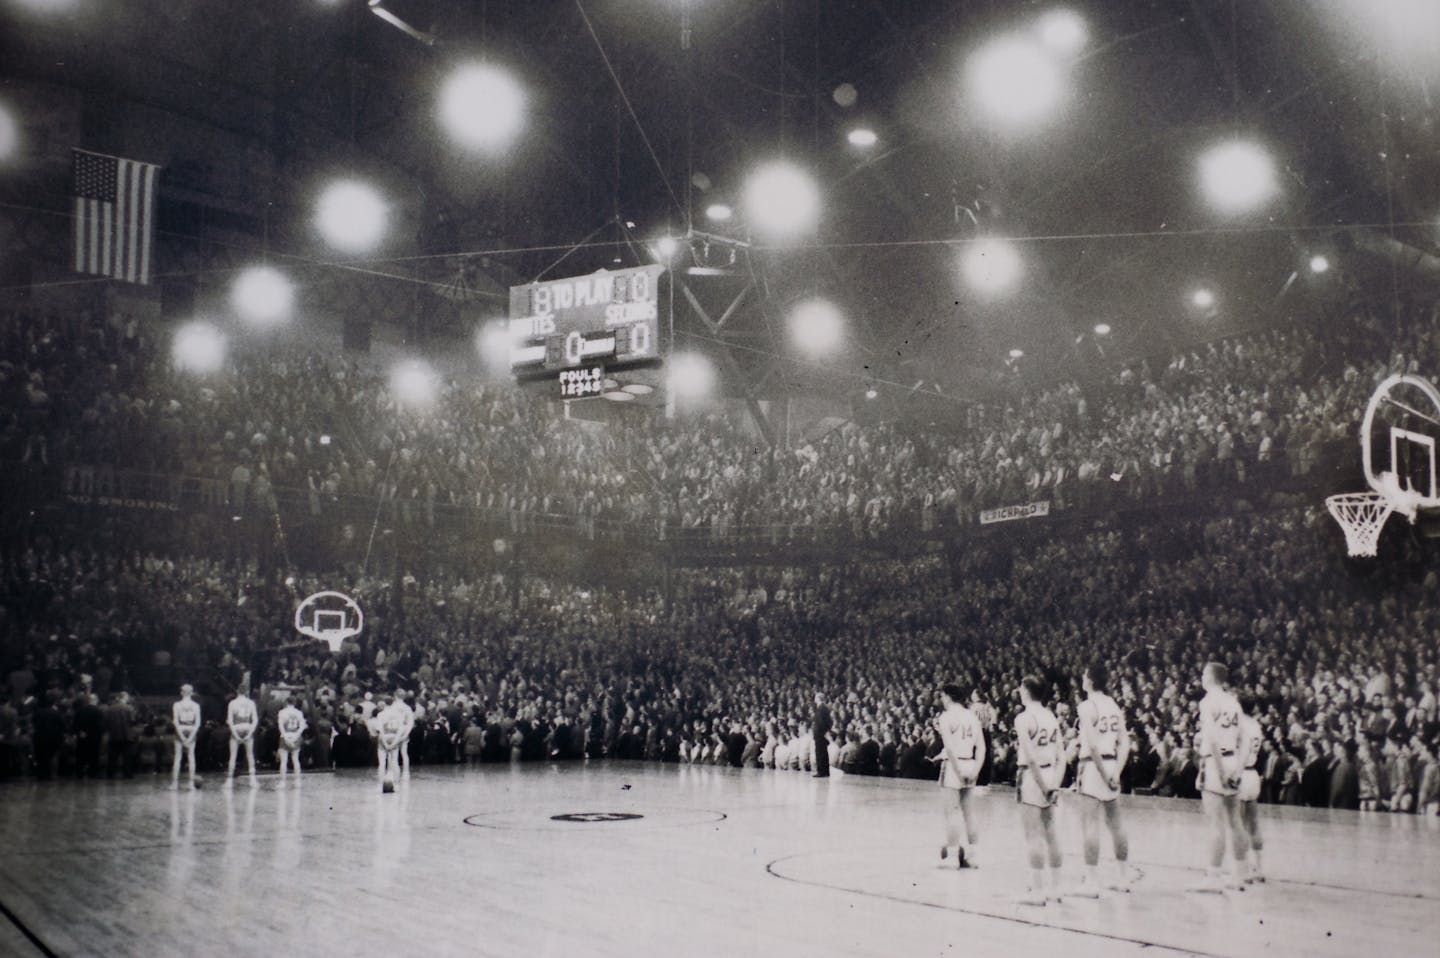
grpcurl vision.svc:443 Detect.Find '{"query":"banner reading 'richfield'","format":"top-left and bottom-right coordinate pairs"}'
top-left (979, 500), bottom-right (1051, 525)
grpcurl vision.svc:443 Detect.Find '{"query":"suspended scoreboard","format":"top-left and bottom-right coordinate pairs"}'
top-left (508, 265), bottom-right (666, 394)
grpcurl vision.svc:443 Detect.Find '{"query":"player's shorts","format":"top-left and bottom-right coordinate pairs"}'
top-left (279, 736), bottom-right (302, 752)
top-left (1078, 756), bottom-right (1120, 801)
top-left (1018, 764), bottom-right (1059, 808)
top-left (942, 757), bottom-right (980, 790)
top-left (1238, 768), bottom-right (1261, 803)
top-left (1201, 752), bottom-right (1238, 796)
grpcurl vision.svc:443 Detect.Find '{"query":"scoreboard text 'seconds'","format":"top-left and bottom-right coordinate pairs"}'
top-left (508, 265), bottom-right (665, 379)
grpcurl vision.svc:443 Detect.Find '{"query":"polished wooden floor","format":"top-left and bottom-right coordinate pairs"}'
top-left (0, 762), bottom-right (1436, 957)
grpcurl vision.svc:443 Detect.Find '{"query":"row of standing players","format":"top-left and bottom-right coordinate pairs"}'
top-left (169, 661), bottom-right (1261, 903)
top-left (932, 660), bottom-right (1262, 905)
top-left (168, 685), bottom-right (415, 792)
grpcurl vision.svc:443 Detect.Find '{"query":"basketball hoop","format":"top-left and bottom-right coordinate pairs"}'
top-left (1325, 492), bottom-right (1394, 558)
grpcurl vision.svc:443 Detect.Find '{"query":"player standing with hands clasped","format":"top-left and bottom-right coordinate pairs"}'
top-left (1014, 676), bottom-right (1065, 905)
top-left (1073, 660), bottom-right (1136, 897)
top-left (375, 695), bottom-right (405, 793)
top-left (935, 684), bottom-right (985, 869)
top-left (1189, 662), bottom-right (1249, 892)
top-left (276, 697), bottom-right (307, 783)
top-left (225, 684), bottom-right (259, 787)
top-left (393, 689), bottom-right (415, 779)
top-left (170, 683), bottom-right (201, 790)
top-left (1236, 694), bottom-right (1265, 884)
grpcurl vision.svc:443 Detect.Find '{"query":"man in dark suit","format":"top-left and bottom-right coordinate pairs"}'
top-left (855, 726), bottom-right (881, 776)
top-left (812, 692), bottom-right (832, 778)
top-left (74, 693), bottom-right (104, 778)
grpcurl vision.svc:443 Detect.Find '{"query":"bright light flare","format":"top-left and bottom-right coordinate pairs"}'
top-left (654, 236), bottom-right (680, 260)
top-left (1037, 9), bottom-right (1089, 56)
top-left (1094, 323), bottom-right (1111, 336)
top-left (0, 102), bottom-right (18, 160)
top-left (967, 35), bottom-right (1065, 127)
top-left (1192, 288), bottom-right (1216, 309)
top-left (847, 128), bottom-right (878, 148)
top-left (172, 322), bottom-right (227, 375)
top-left (667, 352), bottom-right (716, 399)
top-left (1310, 254), bottom-right (1331, 274)
top-left (231, 266), bottom-right (294, 327)
top-left (390, 359), bottom-right (438, 408)
top-left (475, 322), bottom-right (512, 372)
top-left (864, 387), bottom-right (878, 400)
top-left (1199, 139), bottom-right (1278, 215)
top-left (439, 63), bottom-right (525, 153)
top-left (961, 239), bottom-right (1023, 295)
top-left (743, 162), bottom-right (820, 239)
top-left (789, 298), bottom-right (845, 356)
top-left (315, 179), bottom-right (388, 254)
top-left (705, 203), bottom-right (733, 223)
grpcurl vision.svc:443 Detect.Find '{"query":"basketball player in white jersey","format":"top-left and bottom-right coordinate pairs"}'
top-left (1189, 662), bottom-right (1249, 892)
top-left (934, 684), bottom-right (986, 869)
top-left (170, 684), bottom-right (201, 790)
top-left (1235, 693), bottom-right (1265, 884)
top-left (1073, 661), bottom-right (1135, 897)
top-left (225, 686), bottom-right (259, 786)
top-left (276, 697), bottom-right (307, 781)
top-left (1014, 675), bottom-right (1065, 905)
top-left (392, 689), bottom-right (415, 778)
top-left (374, 696), bottom-right (405, 793)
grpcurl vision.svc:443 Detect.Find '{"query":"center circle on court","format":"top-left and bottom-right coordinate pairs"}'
top-left (462, 806), bottom-right (727, 830)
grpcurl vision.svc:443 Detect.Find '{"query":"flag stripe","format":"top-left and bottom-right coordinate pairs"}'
top-left (116, 161), bottom-right (129, 282)
top-left (126, 162), bottom-right (141, 283)
top-left (138, 163), bottom-right (154, 285)
top-left (88, 198), bottom-right (99, 277)
top-left (101, 198), bottom-right (112, 277)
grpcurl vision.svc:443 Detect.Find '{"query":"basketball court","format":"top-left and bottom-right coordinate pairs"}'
top-left (1, 764), bottom-right (1435, 957)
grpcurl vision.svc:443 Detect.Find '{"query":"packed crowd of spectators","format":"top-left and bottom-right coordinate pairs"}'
top-left (3, 507), bottom-right (1437, 814)
top-left (4, 286), bottom-right (1438, 540)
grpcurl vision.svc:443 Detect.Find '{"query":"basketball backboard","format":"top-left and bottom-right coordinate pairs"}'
top-left (294, 590), bottom-right (364, 653)
top-left (1361, 373), bottom-right (1440, 519)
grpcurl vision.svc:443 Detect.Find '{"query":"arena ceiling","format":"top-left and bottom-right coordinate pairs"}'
top-left (1, 0), bottom-right (1437, 409)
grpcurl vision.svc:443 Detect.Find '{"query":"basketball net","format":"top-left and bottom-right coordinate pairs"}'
top-left (1325, 492), bottom-right (1394, 558)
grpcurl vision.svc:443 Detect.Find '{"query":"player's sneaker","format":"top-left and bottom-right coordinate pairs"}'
top-left (223, 776), bottom-right (234, 789)
top-left (382, 778), bottom-right (395, 794)
top-left (1015, 889), bottom-right (1047, 907)
top-left (1070, 880), bottom-right (1100, 899)
top-left (247, 774), bottom-right (258, 787)
top-left (959, 848), bottom-right (977, 870)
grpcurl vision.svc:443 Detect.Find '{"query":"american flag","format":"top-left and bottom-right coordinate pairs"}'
top-left (72, 149), bottom-right (160, 285)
